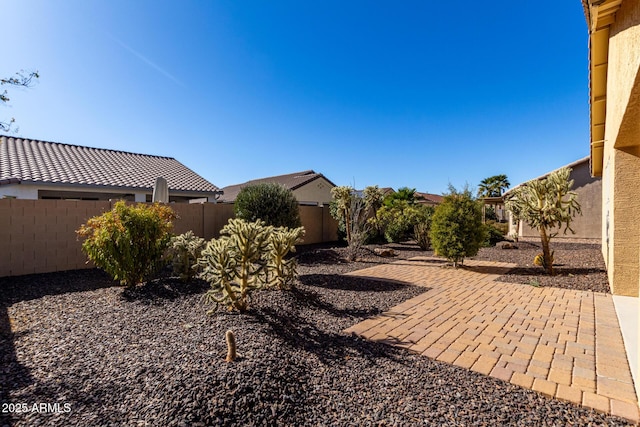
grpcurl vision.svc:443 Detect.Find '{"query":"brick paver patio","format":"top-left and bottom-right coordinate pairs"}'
top-left (343, 257), bottom-right (639, 423)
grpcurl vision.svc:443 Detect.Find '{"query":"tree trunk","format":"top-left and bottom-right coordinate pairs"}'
top-left (539, 226), bottom-right (554, 275)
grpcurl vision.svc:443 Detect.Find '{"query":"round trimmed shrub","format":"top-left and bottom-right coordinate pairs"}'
top-left (234, 183), bottom-right (302, 229)
top-left (430, 189), bottom-right (486, 267)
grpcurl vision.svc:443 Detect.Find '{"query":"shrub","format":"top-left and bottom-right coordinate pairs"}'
top-left (167, 231), bottom-right (206, 281)
top-left (330, 186), bottom-right (371, 260)
top-left (376, 201), bottom-right (434, 246)
top-left (234, 183), bottom-right (301, 229)
top-left (345, 195), bottom-right (369, 261)
top-left (409, 204), bottom-right (435, 250)
top-left (197, 218), bottom-right (304, 311)
top-left (430, 187), bottom-right (486, 267)
top-left (77, 201), bottom-right (176, 288)
top-left (484, 221), bottom-right (508, 247)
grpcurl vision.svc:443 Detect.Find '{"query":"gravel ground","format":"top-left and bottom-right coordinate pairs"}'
top-left (0, 240), bottom-right (629, 426)
top-left (471, 238), bottom-right (610, 293)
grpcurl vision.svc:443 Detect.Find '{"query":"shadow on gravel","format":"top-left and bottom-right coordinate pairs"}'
top-left (0, 305), bottom-right (33, 427)
top-left (121, 277), bottom-right (209, 304)
top-left (0, 269), bottom-right (116, 427)
top-left (299, 274), bottom-right (413, 292)
top-left (0, 269), bottom-right (117, 305)
top-left (296, 250), bottom-right (347, 266)
top-left (250, 305), bottom-right (405, 365)
top-left (461, 265), bottom-right (517, 275)
top-left (247, 284), bottom-right (425, 364)
top-left (496, 266), bottom-right (606, 277)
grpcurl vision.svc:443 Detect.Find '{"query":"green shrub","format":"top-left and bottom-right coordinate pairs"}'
top-left (484, 222), bottom-right (506, 247)
top-left (234, 183), bottom-right (301, 228)
top-left (197, 218), bottom-right (304, 311)
top-left (77, 201), bottom-right (177, 288)
top-left (167, 231), bottom-right (206, 281)
top-left (430, 187), bottom-right (486, 267)
top-left (375, 201), bottom-right (434, 245)
top-left (409, 204), bottom-right (434, 250)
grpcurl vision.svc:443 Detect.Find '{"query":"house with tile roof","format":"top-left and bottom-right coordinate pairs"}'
top-left (219, 170), bottom-right (336, 205)
top-left (0, 136), bottom-right (222, 202)
top-left (415, 191), bottom-right (444, 206)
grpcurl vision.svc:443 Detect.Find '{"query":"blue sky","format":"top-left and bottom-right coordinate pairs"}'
top-left (1, 1), bottom-right (590, 195)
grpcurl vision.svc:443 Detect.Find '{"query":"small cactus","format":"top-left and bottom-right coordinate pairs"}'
top-left (533, 251), bottom-right (554, 268)
top-left (225, 330), bottom-right (237, 362)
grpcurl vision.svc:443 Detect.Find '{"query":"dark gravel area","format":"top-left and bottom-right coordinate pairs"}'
top-left (471, 238), bottom-right (611, 293)
top-left (0, 240), bottom-right (628, 426)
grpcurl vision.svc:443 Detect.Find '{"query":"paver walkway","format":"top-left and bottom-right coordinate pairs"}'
top-left (343, 257), bottom-right (639, 423)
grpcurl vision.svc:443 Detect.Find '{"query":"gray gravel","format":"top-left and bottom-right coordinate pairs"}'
top-left (0, 242), bottom-right (630, 426)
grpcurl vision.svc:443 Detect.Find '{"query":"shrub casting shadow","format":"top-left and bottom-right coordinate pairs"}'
top-left (299, 274), bottom-right (412, 292)
top-left (121, 278), bottom-right (209, 304)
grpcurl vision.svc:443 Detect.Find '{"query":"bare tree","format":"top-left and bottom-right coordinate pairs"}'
top-left (1, 70), bottom-right (39, 132)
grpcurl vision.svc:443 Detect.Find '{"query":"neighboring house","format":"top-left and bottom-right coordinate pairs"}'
top-left (219, 170), bottom-right (336, 205)
top-left (504, 157), bottom-right (602, 240)
top-left (0, 136), bottom-right (222, 202)
top-left (415, 192), bottom-right (444, 207)
top-left (582, 0), bottom-right (640, 298)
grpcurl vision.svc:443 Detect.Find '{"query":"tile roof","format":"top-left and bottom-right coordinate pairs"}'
top-left (220, 170), bottom-right (335, 202)
top-left (415, 192), bottom-right (444, 204)
top-left (0, 136), bottom-right (220, 193)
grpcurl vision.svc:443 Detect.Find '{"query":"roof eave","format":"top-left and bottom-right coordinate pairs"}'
top-left (584, 0), bottom-right (623, 177)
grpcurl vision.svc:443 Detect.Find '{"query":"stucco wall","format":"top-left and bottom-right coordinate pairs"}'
top-left (0, 200), bottom-right (338, 277)
top-left (293, 177), bottom-right (334, 205)
top-left (0, 183), bottom-right (38, 199)
top-left (601, 2), bottom-right (640, 297)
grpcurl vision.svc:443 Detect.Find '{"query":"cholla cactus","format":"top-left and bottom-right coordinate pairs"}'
top-left (267, 226), bottom-right (305, 289)
top-left (198, 218), bottom-right (271, 311)
top-left (198, 218), bottom-right (305, 311)
top-left (168, 231), bottom-right (206, 281)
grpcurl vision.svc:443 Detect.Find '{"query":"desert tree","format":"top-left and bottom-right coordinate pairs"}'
top-left (1, 70), bottom-right (39, 132)
top-left (505, 167), bottom-right (581, 275)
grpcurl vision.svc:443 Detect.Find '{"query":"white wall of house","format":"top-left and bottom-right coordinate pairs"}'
top-left (0, 184), bottom-right (38, 199)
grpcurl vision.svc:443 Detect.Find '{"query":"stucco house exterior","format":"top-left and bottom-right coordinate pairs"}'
top-left (0, 136), bottom-right (221, 203)
top-left (505, 157), bottom-right (602, 240)
top-left (219, 170), bottom-right (336, 206)
top-left (582, 0), bottom-right (640, 298)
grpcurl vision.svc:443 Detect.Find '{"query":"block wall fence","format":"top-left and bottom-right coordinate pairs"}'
top-left (0, 199), bottom-right (339, 277)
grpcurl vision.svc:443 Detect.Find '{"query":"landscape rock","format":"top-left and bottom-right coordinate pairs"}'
top-left (374, 248), bottom-right (396, 257)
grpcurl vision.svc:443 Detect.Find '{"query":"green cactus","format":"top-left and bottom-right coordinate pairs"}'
top-left (198, 219), bottom-right (269, 311)
top-left (167, 231), bottom-right (206, 281)
top-left (267, 226), bottom-right (305, 290)
top-left (198, 218), bottom-right (305, 311)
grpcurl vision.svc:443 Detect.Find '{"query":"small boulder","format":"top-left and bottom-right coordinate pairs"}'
top-left (374, 248), bottom-right (396, 257)
top-left (501, 242), bottom-right (518, 250)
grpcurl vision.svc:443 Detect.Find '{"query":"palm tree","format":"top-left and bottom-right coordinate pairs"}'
top-left (477, 174), bottom-right (510, 221)
top-left (477, 174), bottom-right (510, 198)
